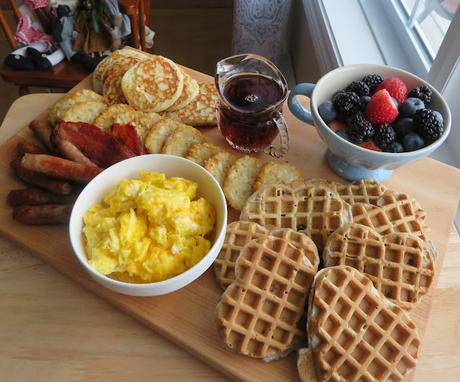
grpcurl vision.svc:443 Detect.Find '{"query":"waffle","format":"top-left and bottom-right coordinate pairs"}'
top-left (307, 266), bottom-right (420, 382)
top-left (323, 223), bottom-right (435, 309)
top-left (352, 202), bottom-right (399, 236)
top-left (334, 179), bottom-right (388, 205)
top-left (213, 221), bottom-right (269, 290)
top-left (376, 191), bottom-right (428, 240)
top-left (216, 235), bottom-right (317, 361)
top-left (240, 183), bottom-right (352, 250)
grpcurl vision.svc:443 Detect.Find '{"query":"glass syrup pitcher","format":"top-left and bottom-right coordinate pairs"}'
top-left (215, 54), bottom-right (289, 158)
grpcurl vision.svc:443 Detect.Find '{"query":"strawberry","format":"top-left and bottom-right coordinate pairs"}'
top-left (375, 76), bottom-right (407, 103)
top-left (364, 89), bottom-right (399, 124)
top-left (360, 141), bottom-right (382, 152)
top-left (327, 120), bottom-right (346, 131)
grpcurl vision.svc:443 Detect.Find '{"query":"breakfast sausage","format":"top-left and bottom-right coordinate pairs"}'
top-left (20, 154), bottom-right (103, 184)
top-left (10, 159), bottom-right (73, 195)
top-left (16, 139), bottom-right (48, 156)
top-left (7, 188), bottom-right (78, 206)
top-left (12, 204), bottom-right (72, 225)
top-left (54, 136), bottom-right (97, 166)
top-left (29, 120), bottom-right (54, 151)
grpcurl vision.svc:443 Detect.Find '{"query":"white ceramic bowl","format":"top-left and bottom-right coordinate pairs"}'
top-left (69, 154), bottom-right (227, 296)
top-left (288, 64), bottom-right (451, 181)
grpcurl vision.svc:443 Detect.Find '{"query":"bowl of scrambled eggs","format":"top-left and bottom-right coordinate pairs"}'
top-left (69, 154), bottom-right (227, 296)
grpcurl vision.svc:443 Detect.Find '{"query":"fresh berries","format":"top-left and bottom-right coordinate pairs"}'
top-left (364, 89), bottom-right (399, 124)
top-left (408, 86), bottom-right (432, 106)
top-left (373, 124), bottom-right (396, 149)
top-left (318, 100), bottom-right (337, 123)
top-left (360, 141), bottom-right (381, 151)
top-left (346, 81), bottom-right (370, 97)
top-left (323, 74), bottom-right (444, 153)
top-left (403, 133), bottom-right (425, 151)
top-left (413, 108), bottom-right (444, 142)
top-left (386, 142), bottom-right (404, 153)
top-left (362, 74), bottom-right (383, 93)
top-left (376, 77), bottom-right (408, 103)
top-left (332, 92), bottom-right (360, 117)
top-left (347, 112), bottom-right (374, 143)
top-left (399, 97), bottom-right (425, 117)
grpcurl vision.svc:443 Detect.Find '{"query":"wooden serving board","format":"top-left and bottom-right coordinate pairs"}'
top-left (0, 68), bottom-right (459, 382)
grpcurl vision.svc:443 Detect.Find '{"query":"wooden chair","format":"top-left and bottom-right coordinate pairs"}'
top-left (0, 0), bottom-right (151, 95)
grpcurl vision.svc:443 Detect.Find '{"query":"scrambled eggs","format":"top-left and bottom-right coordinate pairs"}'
top-left (83, 172), bottom-right (216, 282)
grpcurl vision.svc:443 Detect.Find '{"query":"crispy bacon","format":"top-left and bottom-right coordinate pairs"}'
top-left (13, 204), bottom-right (72, 225)
top-left (20, 154), bottom-right (103, 184)
top-left (54, 122), bottom-right (136, 167)
top-left (111, 124), bottom-right (144, 155)
top-left (29, 120), bottom-right (54, 151)
top-left (10, 158), bottom-right (73, 195)
top-left (7, 188), bottom-right (78, 206)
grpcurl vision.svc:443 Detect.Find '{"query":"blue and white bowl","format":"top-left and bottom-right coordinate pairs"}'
top-left (288, 64), bottom-right (451, 181)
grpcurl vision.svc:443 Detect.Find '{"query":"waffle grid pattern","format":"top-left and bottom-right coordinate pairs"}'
top-left (377, 192), bottom-right (427, 240)
top-left (217, 237), bottom-right (316, 360)
top-left (335, 179), bottom-right (388, 205)
top-left (352, 203), bottom-right (395, 236)
top-left (309, 267), bottom-right (420, 382)
top-left (214, 221), bottom-right (269, 289)
top-left (241, 184), bottom-right (351, 249)
top-left (324, 224), bottom-right (435, 309)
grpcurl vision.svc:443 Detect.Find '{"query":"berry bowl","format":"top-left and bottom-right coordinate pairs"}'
top-left (287, 64), bottom-right (451, 181)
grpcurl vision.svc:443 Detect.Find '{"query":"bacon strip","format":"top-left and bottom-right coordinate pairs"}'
top-left (10, 159), bottom-right (73, 195)
top-left (111, 124), bottom-right (144, 155)
top-left (13, 204), bottom-right (72, 225)
top-left (7, 188), bottom-right (78, 206)
top-left (29, 120), bottom-right (54, 151)
top-left (55, 122), bottom-right (136, 167)
top-left (20, 154), bottom-right (103, 184)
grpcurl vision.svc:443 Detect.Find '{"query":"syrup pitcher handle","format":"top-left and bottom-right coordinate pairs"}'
top-left (288, 83), bottom-right (316, 125)
top-left (264, 112), bottom-right (289, 158)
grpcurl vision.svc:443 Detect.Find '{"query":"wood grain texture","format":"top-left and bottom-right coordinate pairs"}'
top-left (0, 69), bottom-right (459, 381)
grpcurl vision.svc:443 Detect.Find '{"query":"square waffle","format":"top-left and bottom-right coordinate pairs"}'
top-left (307, 266), bottom-right (420, 382)
top-left (216, 235), bottom-right (318, 361)
top-left (323, 223), bottom-right (435, 310)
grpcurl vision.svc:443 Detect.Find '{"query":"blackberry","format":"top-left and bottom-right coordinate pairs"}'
top-left (362, 74), bottom-right (383, 93)
top-left (408, 86), bottom-right (432, 106)
top-left (332, 92), bottom-right (360, 117)
top-left (346, 112), bottom-right (374, 143)
top-left (373, 124), bottom-right (396, 149)
top-left (346, 81), bottom-right (370, 97)
top-left (413, 108), bottom-right (444, 142)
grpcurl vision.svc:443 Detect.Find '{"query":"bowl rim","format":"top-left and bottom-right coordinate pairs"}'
top-left (69, 154), bottom-right (228, 289)
top-left (310, 63), bottom-right (452, 158)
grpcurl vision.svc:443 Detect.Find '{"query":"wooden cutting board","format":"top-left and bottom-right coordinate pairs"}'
top-left (0, 68), bottom-right (459, 382)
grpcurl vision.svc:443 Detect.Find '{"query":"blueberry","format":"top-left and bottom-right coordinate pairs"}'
top-left (319, 100), bottom-right (337, 123)
top-left (399, 97), bottom-right (425, 117)
top-left (391, 97), bottom-right (398, 108)
top-left (335, 129), bottom-right (350, 141)
top-left (403, 133), bottom-right (425, 151)
top-left (433, 110), bottom-right (444, 124)
top-left (385, 142), bottom-right (404, 153)
top-left (359, 96), bottom-right (371, 110)
top-left (393, 117), bottom-right (414, 139)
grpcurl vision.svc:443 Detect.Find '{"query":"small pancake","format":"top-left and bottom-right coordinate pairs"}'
top-left (94, 104), bottom-right (138, 130)
top-left (102, 55), bottom-right (140, 105)
top-left (144, 118), bottom-right (184, 154)
top-left (167, 71), bottom-right (199, 111)
top-left (253, 161), bottom-right (303, 192)
top-left (48, 89), bottom-right (104, 125)
top-left (62, 101), bottom-right (107, 124)
top-left (121, 55), bottom-right (184, 112)
top-left (185, 142), bottom-right (221, 165)
top-left (164, 82), bottom-right (218, 126)
top-left (204, 151), bottom-right (237, 185)
top-left (134, 111), bottom-right (162, 140)
top-left (161, 125), bottom-right (205, 156)
top-left (223, 155), bottom-right (262, 210)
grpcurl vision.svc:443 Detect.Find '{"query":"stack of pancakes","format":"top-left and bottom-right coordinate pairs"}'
top-left (213, 178), bottom-right (436, 382)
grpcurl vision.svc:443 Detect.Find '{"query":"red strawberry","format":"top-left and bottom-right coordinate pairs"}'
top-left (328, 120), bottom-right (346, 131)
top-left (360, 141), bottom-right (382, 152)
top-left (364, 89), bottom-right (399, 124)
top-left (375, 76), bottom-right (407, 103)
